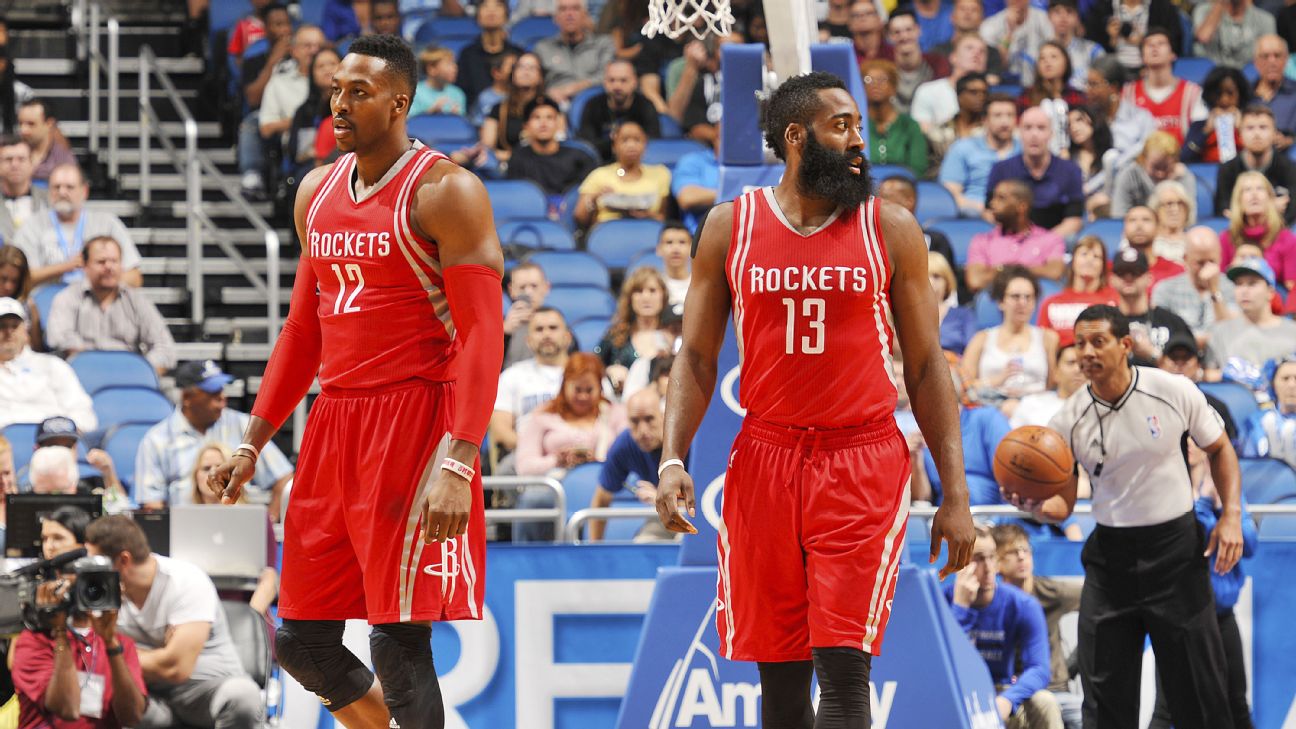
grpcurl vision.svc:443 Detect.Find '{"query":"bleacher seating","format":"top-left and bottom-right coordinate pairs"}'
top-left (567, 86), bottom-right (605, 132)
top-left (1189, 163), bottom-right (1218, 195)
top-left (32, 284), bottom-right (65, 326)
top-left (415, 17), bottom-right (480, 44)
top-left (914, 182), bottom-right (958, 225)
top-left (643, 139), bottom-right (709, 169)
top-left (927, 218), bottom-right (992, 265)
top-left (69, 351), bottom-right (160, 395)
top-left (626, 250), bottom-right (666, 272)
top-left (562, 462), bottom-right (604, 539)
top-left (1259, 515), bottom-right (1296, 538)
top-left (1239, 457), bottom-right (1296, 504)
top-left (587, 220), bottom-right (664, 269)
top-left (872, 165), bottom-right (916, 181)
top-left (572, 316), bottom-right (612, 351)
top-left (484, 180), bottom-right (549, 221)
top-left (1199, 381), bottom-right (1260, 430)
top-left (1078, 219), bottom-right (1125, 256)
top-left (3, 422), bottom-right (39, 474)
top-left (1194, 182), bottom-right (1212, 221)
top-left (510, 16), bottom-right (560, 49)
top-left (497, 220), bottom-right (577, 251)
top-left (526, 250), bottom-right (611, 288)
top-left (91, 386), bottom-right (174, 429)
top-left (408, 114), bottom-right (478, 148)
top-left (545, 286), bottom-right (617, 324)
top-left (101, 423), bottom-right (154, 495)
top-left (1198, 217), bottom-right (1229, 236)
top-left (1172, 57), bottom-right (1215, 85)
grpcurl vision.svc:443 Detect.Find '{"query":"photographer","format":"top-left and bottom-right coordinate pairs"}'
top-left (11, 506), bottom-right (146, 728)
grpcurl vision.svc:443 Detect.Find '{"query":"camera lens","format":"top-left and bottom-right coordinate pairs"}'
top-left (83, 584), bottom-right (104, 602)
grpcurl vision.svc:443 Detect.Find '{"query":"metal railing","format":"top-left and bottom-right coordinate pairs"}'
top-left (72, 0), bottom-right (121, 179)
top-left (561, 502), bottom-right (1296, 545)
top-left (482, 477), bottom-right (567, 539)
top-left (135, 46), bottom-right (283, 336)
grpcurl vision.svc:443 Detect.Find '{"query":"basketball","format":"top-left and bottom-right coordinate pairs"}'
top-left (992, 426), bottom-right (1075, 501)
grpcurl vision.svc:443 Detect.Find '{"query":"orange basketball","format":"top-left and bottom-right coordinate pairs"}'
top-left (992, 425), bottom-right (1075, 501)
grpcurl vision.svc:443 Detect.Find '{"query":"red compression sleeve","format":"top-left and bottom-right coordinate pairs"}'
top-left (444, 263), bottom-right (505, 445)
top-left (251, 258), bottom-right (322, 429)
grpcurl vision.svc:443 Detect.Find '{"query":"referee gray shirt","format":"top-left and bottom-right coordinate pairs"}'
top-left (1049, 366), bottom-right (1225, 527)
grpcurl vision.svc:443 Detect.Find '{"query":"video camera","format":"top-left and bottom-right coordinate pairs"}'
top-left (0, 548), bottom-right (121, 634)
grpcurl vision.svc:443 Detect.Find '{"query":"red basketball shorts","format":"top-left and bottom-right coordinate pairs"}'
top-left (716, 417), bottom-right (910, 662)
top-left (279, 380), bottom-right (485, 624)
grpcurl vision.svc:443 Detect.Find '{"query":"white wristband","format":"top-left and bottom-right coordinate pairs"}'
top-left (234, 443), bottom-right (260, 462)
top-left (441, 457), bottom-right (476, 482)
top-left (657, 458), bottom-right (685, 478)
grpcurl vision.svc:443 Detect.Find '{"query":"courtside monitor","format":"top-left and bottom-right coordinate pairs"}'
top-left (4, 493), bottom-right (103, 558)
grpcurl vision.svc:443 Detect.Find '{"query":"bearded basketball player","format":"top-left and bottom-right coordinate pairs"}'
top-left (207, 35), bottom-right (504, 729)
top-left (655, 72), bottom-right (977, 728)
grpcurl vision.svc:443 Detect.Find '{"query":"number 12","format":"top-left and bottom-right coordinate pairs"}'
top-left (331, 263), bottom-right (365, 314)
top-left (783, 297), bottom-right (825, 355)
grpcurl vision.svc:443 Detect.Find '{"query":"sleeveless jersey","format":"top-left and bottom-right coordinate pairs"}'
top-left (1122, 79), bottom-right (1199, 142)
top-left (305, 143), bottom-right (459, 391)
top-left (726, 188), bottom-right (898, 429)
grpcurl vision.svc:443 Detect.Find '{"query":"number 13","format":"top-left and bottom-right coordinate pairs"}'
top-left (783, 297), bottom-right (825, 355)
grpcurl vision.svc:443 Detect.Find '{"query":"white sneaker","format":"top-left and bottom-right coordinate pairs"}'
top-left (240, 171), bottom-right (264, 192)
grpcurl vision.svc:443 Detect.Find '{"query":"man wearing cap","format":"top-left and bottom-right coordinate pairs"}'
top-left (1111, 247), bottom-right (1195, 365)
top-left (1159, 334), bottom-right (1240, 441)
top-left (1204, 257), bottom-right (1296, 379)
top-left (1120, 206), bottom-right (1185, 286)
top-left (0, 297), bottom-right (96, 432)
top-left (16, 416), bottom-right (130, 508)
top-left (134, 360), bottom-right (293, 513)
top-left (1239, 356), bottom-right (1296, 468)
top-left (1151, 227), bottom-right (1238, 347)
top-left (44, 236), bottom-right (176, 373)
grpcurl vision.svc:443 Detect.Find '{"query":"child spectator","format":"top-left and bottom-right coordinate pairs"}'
top-left (410, 47), bottom-right (467, 118)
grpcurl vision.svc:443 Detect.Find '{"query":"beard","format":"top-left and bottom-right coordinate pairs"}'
top-left (795, 131), bottom-right (873, 209)
top-left (52, 200), bottom-right (75, 217)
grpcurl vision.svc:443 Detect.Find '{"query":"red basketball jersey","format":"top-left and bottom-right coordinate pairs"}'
top-left (305, 144), bottom-right (460, 391)
top-left (726, 188), bottom-right (898, 429)
top-left (1122, 79), bottom-right (1200, 142)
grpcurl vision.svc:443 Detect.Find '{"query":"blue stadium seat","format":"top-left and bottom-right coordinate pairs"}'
top-left (1173, 57), bottom-right (1216, 86)
top-left (989, 84), bottom-right (1022, 97)
top-left (430, 37), bottom-right (473, 56)
top-left (659, 116), bottom-right (683, 139)
top-left (587, 220), bottom-right (664, 269)
top-left (926, 218), bottom-right (991, 266)
top-left (101, 422), bottom-right (154, 497)
top-left (1189, 163), bottom-right (1218, 195)
top-left (2, 422), bottom-right (38, 474)
top-left (560, 139), bottom-right (600, 166)
top-left (643, 139), bottom-right (709, 169)
top-left (627, 250), bottom-right (666, 272)
top-left (567, 86), bottom-right (605, 130)
top-left (974, 290), bottom-right (1003, 329)
top-left (563, 462), bottom-right (605, 539)
top-left (1039, 277), bottom-right (1063, 302)
top-left (31, 284), bottom-right (65, 326)
top-left (69, 351), bottom-right (161, 395)
top-left (872, 164), bottom-right (916, 181)
top-left (526, 250), bottom-right (611, 287)
top-left (483, 180), bottom-right (549, 221)
top-left (511, 16), bottom-right (559, 49)
top-left (1242, 62), bottom-right (1259, 83)
top-left (1199, 381), bottom-right (1259, 430)
top-left (1199, 217), bottom-right (1229, 236)
top-left (571, 316), bottom-right (611, 351)
top-left (915, 182), bottom-right (958, 225)
top-left (557, 185), bottom-right (583, 230)
top-left (1195, 181), bottom-right (1213, 221)
top-left (497, 220), bottom-right (577, 251)
top-left (414, 17), bottom-right (480, 43)
top-left (545, 286), bottom-right (616, 324)
top-left (407, 114), bottom-right (477, 148)
top-left (1239, 457), bottom-right (1296, 504)
top-left (1078, 218), bottom-right (1126, 257)
top-left (91, 386), bottom-right (174, 430)
top-left (1259, 514), bottom-right (1296, 538)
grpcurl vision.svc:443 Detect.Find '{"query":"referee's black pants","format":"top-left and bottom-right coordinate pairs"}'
top-left (1078, 511), bottom-right (1233, 729)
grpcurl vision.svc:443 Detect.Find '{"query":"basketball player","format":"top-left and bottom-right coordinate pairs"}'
top-left (207, 35), bottom-right (504, 729)
top-left (656, 72), bottom-right (976, 728)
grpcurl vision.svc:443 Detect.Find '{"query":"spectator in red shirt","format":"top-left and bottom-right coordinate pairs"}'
top-left (227, 0), bottom-right (272, 63)
top-left (1038, 235), bottom-right (1119, 346)
top-left (11, 506), bottom-right (146, 729)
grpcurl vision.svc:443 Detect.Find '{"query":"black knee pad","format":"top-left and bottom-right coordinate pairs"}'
top-left (275, 619), bottom-right (374, 712)
top-left (371, 623), bottom-right (443, 729)
top-left (812, 648), bottom-right (872, 729)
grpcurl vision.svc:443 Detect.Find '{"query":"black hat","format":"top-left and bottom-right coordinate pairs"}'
top-left (174, 360), bottom-right (233, 393)
top-left (1112, 247), bottom-right (1149, 277)
top-left (1162, 332), bottom-right (1199, 359)
top-left (36, 416), bottom-right (79, 445)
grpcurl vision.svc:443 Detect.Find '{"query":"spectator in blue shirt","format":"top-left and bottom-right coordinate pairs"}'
top-left (1149, 442), bottom-right (1259, 729)
top-left (1253, 35), bottom-right (1296, 148)
top-left (671, 135), bottom-right (718, 233)
top-left (940, 94), bottom-right (1022, 218)
top-left (985, 106), bottom-right (1086, 239)
top-left (945, 525), bottom-right (1063, 729)
top-left (1239, 356), bottom-right (1296, 468)
top-left (410, 47), bottom-right (468, 118)
top-left (587, 386), bottom-right (679, 542)
top-left (920, 365), bottom-right (1011, 505)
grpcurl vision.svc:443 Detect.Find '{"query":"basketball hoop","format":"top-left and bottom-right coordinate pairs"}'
top-left (642, 0), bottom-right (735, 41)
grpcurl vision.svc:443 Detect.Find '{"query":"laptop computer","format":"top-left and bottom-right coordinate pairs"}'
top-left (168, 505), bottom-right (268, 579)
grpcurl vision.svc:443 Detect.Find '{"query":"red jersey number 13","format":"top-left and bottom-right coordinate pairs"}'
top-left (782, 297), bottom-right (826, 355)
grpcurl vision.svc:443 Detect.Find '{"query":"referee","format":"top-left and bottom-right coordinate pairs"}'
top-left (1015, 305), bottom-right (1243, 729)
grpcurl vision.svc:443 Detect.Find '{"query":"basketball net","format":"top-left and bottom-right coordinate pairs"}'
top-left (641, 0), bottom-right (735, 40)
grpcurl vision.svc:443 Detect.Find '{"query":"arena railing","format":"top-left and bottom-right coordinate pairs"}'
top-left (136, 46), bottom-right (283, 340)
top-left (482, 477), bottom-right (567, 541)
top-left (72, 0), bottom-right (121, 181)
top-left (562, 502), bottom-right (1296, 545)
